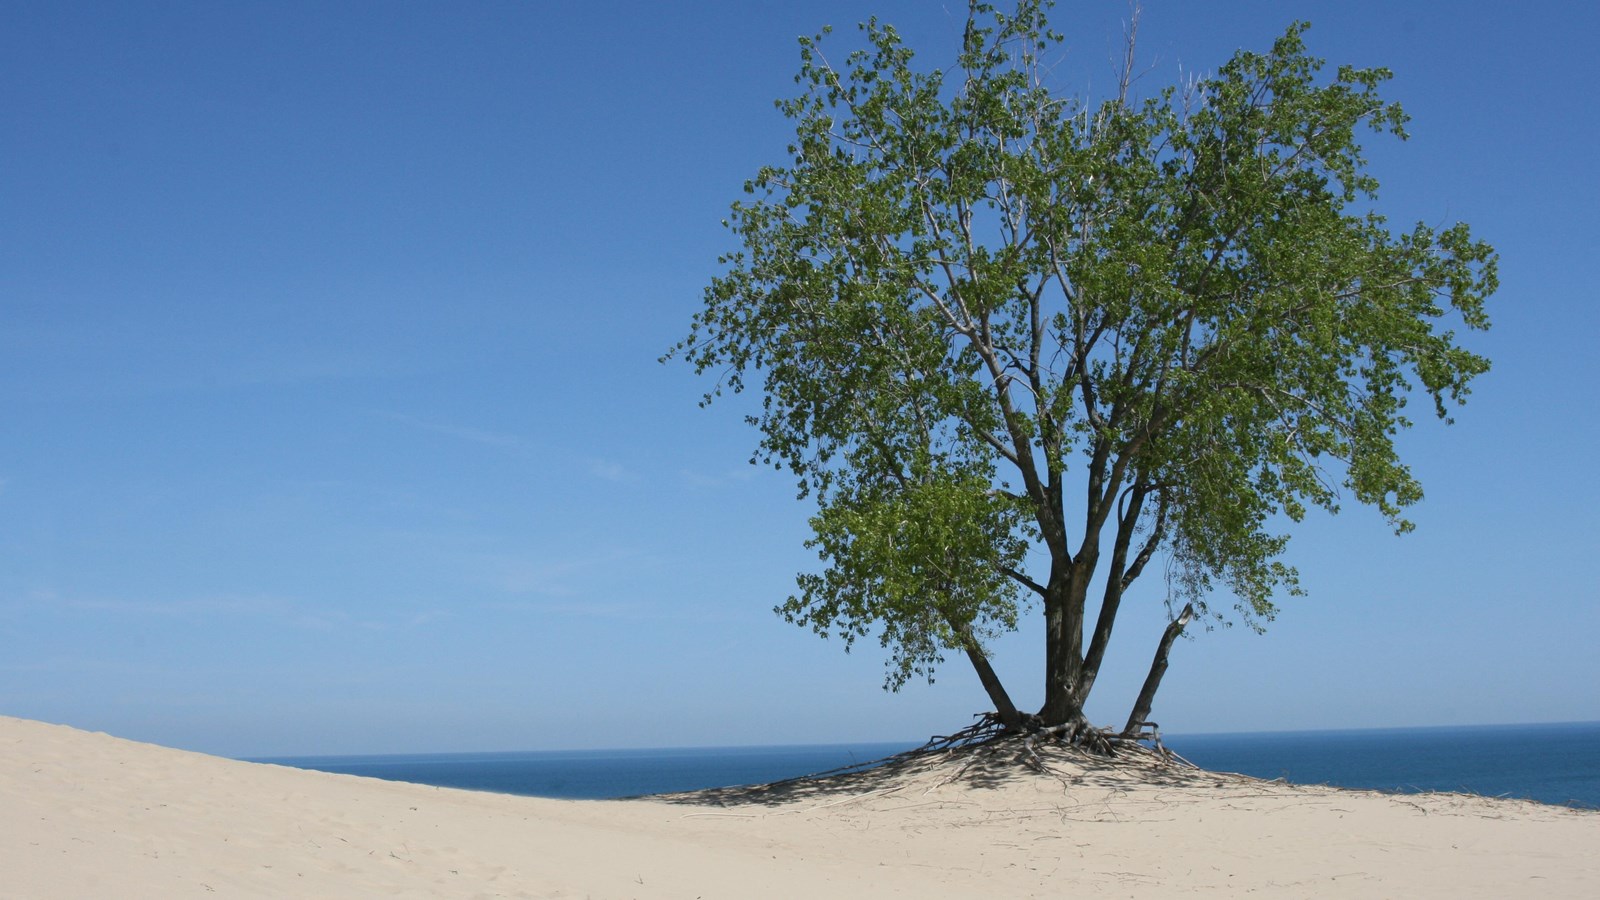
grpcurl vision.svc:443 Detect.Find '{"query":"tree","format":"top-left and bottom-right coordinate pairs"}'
top-left (670, 1), bottom-right (1495, 743)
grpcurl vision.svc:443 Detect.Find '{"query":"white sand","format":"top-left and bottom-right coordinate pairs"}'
top-left (2, 715), bottom-right (1596, 898)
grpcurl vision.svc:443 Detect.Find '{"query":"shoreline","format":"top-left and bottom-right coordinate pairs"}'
top-left (4, 714), bottom-right (1596, 897)
top-left (251, 722), bottom-right (1600, 811)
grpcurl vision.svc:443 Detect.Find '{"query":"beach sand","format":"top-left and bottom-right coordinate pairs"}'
top-left (3, 714), bottom-right (1595, 898)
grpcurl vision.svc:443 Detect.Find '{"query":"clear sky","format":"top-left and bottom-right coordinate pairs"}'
top-left (3, 0), bottom-right (1595, 758)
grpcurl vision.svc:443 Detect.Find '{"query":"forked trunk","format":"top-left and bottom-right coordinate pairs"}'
top-left (960, 640), bottom-right (1023, 732)
top-left (947, 614), bottom-right (1023, 731)
top-left (1122, 603), bottom-right (1194, 737)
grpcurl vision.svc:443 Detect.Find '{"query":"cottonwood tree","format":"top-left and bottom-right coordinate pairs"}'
top-left (671, 1), bottom-right (1494, 744)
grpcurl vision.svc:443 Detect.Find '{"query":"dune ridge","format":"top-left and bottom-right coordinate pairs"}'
top-left (2, 714), bottom-right (1595, 898)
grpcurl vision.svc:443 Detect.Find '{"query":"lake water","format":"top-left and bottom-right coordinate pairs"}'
top-left (1171, 721), bottom-right (1600, 808)
top-left (255, 741), bottom-right (916, 800)
top-left (254, 720), bottom-right (1600, 809)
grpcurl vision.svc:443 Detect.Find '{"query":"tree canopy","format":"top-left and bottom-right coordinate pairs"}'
top-left (671, 1), bottom-right (1495, 739)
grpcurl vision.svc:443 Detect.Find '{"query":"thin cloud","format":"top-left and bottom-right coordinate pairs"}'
top-left (377, 411), bottom-right (536, 451)
top-left (464, 547), bottom-right (668, 599)
top-left (679, 466), bottom-right (758, 488)
top-left (12, 589), bottom-right (447, 633)
top-left (487, 598), bottom-right (661, 620)
top-left (471, 552), bottom-right (626, 597)
top-left (51, 592), bottom-right (288, 618)
top-left (586, 458), bottom-right (638, 483)
top-left (230, 354), bottom-right (396, 388)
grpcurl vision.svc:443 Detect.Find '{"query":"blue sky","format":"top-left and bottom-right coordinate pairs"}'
top-left (3, 0), bottom-right (1595, 758)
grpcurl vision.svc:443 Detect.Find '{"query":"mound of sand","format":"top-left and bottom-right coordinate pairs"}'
top-left (2, 714), bottom-right (1595, 898)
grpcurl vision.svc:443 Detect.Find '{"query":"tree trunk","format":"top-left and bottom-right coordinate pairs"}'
top-left (1078, 580), bottom-right (1124, 704)
top-left (1122, 603), bottom-right (1194, 738)
top-left (1038, 572), bottom-right (1087, 724)
top-left (1039, 598), bottom-right (1074, 724)
top-left (944, 613), bottom-right (1023, 731)
top-left (1080, 487), bottom-right (1152, 702)
top-left (960, 639), bottom-right (1023, 732)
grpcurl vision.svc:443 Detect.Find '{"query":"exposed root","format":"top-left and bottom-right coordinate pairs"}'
top-left (653, 712), bottom-right (1202, 806)
top-left (802, 712), bottom-right (1199, 785)
top-left (921, 712), bottom-right (1198, 765)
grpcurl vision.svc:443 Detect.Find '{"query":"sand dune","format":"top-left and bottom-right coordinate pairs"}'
top-left (2, 714), bottom-right (1595, 898)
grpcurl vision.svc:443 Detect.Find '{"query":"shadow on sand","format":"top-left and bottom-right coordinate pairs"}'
top-left (646, 736), bottom-right (1234, 808)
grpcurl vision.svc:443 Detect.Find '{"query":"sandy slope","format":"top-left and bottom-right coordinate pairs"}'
top-left (2, 715), bottom-right (1595, 898)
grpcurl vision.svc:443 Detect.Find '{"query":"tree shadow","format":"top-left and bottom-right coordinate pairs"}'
top-left (646, 736), bottom-right (1234, 808)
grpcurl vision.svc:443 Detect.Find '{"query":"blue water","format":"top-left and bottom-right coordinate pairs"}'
top-left (1169, 721), bottom-right (1600, 809)
top-left (254, 721), bottom-right (1600, 809)
top-left (254, 742), bottom-right (918, 800)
